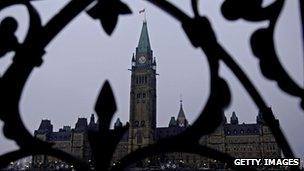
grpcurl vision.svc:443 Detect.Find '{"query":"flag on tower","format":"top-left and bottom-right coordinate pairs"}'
top-left (139, 8), bottom-right (145, 14)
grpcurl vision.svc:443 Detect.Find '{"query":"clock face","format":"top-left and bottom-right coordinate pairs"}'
top-left (138, 56), bottom-right (146, 64)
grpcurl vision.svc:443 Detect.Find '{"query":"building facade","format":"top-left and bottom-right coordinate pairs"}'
top-left (33, 21), bottom-right (281, 169)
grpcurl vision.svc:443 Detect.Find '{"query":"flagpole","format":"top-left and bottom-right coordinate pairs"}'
top-left (139, 8), bottom-right (146, 22)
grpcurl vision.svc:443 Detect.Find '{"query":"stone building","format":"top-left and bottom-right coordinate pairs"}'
top-left (33, 20), bottom-right (281, 169)
top-left (32, 116), bottom-right (95, 168)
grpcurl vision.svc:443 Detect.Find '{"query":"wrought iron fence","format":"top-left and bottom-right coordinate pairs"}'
top-left (0, 0), bottom-right (303, 170)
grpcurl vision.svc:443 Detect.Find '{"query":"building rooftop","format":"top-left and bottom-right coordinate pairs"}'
top-left (224, 123), bottom-right (260, 136)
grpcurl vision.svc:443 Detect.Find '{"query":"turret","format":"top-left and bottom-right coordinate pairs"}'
top-left (256, 110), bottom-right (264, 124)
top-left (176, 99), bottom-right (188, 127)
top-left (88, 114), bottom-right (98, 130)
top-left (131, 53), bottom-right (136, 67)
top-left (169, 117), bottom-right (177, 127)
top-left (152, 57), bottom-right (156, 70)
top-left (230, 112), bottom-right (239, 125)
top-left (114, 118), bottom-right (123, 129)
top-left (89, 114), bottom-right (95, 125)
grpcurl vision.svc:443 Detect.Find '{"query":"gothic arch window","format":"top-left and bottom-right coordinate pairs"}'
top-left (133, 121), bottom-right (139, 127)
top-left (140, 121), bottom-right (145, 127)
top-left (137, 93), bottom-right (141, 99)
top-left (143, 93), bottom-right (146, 98)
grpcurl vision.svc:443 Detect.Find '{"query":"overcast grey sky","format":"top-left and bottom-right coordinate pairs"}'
top-left (0, 0), bottom-right (303, 160)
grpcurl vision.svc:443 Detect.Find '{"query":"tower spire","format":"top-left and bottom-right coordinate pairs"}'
top-left (137, 20), bottom-right (151, 54)
top-left (176, 96), bottom-right (188, 127)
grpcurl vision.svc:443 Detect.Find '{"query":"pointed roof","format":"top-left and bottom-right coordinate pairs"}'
top-left (36, 119), bottom-right (53, 134)
top-left (176, 98), bottom-right (188, 127)
top-left (230, 111), bottom-right (239, 125)
top-left (177, 100), bottom-right (186, 119)
top-left (114, 118), bottom-right (123, 128)
top-left (169, 117), bottom-right (177, 127)
top-left (137, 21), bottom-right (151, 54)
top-left (89, 114), bottom-right (95, 125)
top-left (75, 118), bottom-right (88, 132)
top-left (231, 112), bottom-right (237, 119)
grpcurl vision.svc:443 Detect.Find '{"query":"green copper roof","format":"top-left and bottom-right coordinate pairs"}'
top-left (137, 21), bottom-right (151, 53)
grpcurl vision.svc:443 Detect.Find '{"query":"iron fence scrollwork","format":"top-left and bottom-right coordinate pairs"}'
top-left (0, 0), bottom-right (303, 170)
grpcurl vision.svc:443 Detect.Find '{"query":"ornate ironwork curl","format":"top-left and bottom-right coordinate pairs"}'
top-left (0, 0), bottom-right (302, 170)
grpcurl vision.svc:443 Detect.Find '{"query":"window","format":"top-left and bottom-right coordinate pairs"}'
top-left (134, 121), bottom-right (139, 127)
top-left (137, 93), bottom-right (141, 99)
top-left (140, 121), bottom-right (145, 127)
top-left (143, 93), bottom-right (146, 98)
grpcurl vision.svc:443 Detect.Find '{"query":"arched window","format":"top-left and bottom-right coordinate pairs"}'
top-left (134, 121), bottom-right (139, 127)
top-left (140, 121), bottom-right (145, 127)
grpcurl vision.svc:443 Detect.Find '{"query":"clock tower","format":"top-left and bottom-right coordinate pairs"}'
top-left (128, 21), bottom-right (157, 152)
